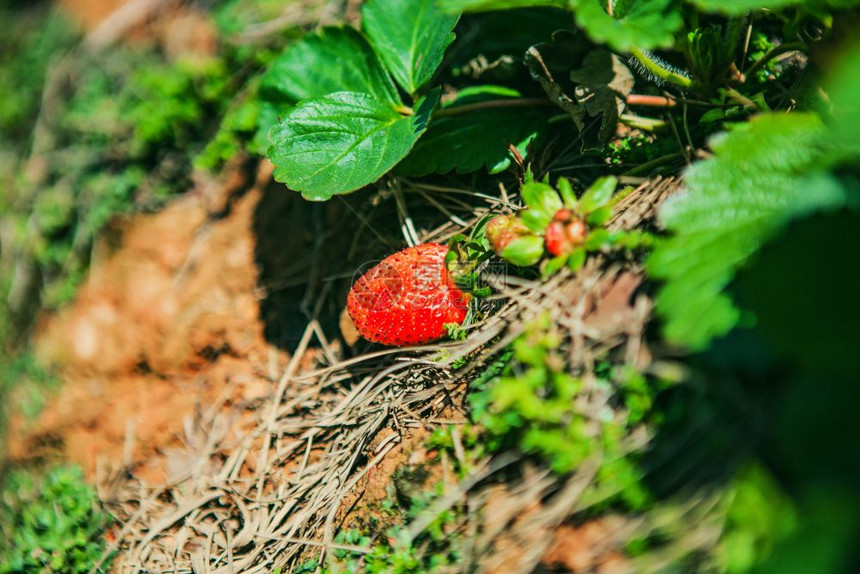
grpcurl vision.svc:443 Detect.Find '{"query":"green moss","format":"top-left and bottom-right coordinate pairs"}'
top-left (467, 316), bottom-right (659, 512)
top-left (0, 465), bottom-right (113, 573)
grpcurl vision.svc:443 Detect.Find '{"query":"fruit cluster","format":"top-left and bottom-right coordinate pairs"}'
top-left (345, 176), bottom-right (650, 346)
top-left (485, 176), bottom-right (620, 273)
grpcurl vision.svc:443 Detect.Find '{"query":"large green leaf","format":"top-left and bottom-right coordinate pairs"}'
top-left (397, 86), bottom-right (550, 176)
top-left (362, 0), bottom-right (460, 94)
top-left (571, 0), bottom-right (683, 52)
top-left (693, 0), bottom-right (860, 13)
top-left (823, 36), bottom-right (860, 161)
top-left (268, 90), bottom-right (439, 201)
top-left (648, 113), bottom-right (849, 349)
top-left (440, 0), bottom-right (682, 51)
top-left (258, 26), bottom-right (400, 107)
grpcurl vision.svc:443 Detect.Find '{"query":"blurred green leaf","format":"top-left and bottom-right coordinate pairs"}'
top-left (690, 0), bottom-right (860, 14)
top-left (572, 0), bottom-right (683, 52)
top-left (557, 177), bottom-right (578, 208)
top-left (648, 113), bottom-right (849, 349)
top-left (822, 36), bottom-right (860, 161)
top-left (587, 206), bottom-right (613, 226)
top-left (584, 228), bottom-right (612, 250)
top-left (567, 246), bottom-right (587, 270)
top-left (522, 182), bottom-right (563, 217)
top-left (521, 207), bottom-right (553, 231)
top-left (580, 176), bottom-right (617, 213)
top-left (542, 254), bottom-right (569, 277)
top-left (501, 235), bottom-right (545, 265)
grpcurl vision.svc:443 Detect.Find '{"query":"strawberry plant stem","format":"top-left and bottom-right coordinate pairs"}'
top-left (434, 98), bottom-right (555, 118)
top-left (623, 151), bottom-right (685, 176)
top-left (619, 114), bottom-right (667, 131)
top-left (626, 94), bottom-right (677, 108)
top-left (630, 47), bottom-right (699, 91)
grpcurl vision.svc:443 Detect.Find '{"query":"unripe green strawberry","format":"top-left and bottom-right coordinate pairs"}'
top-left (565, 219), bottom-right (587, 243)
top-left (486, 214), bottom-right (529, 253)
top-left (347, 243), bottom-right (470, 346)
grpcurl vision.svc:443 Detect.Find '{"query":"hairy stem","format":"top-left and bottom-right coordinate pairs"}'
top-left (630, 48), bottom-right (699, 90)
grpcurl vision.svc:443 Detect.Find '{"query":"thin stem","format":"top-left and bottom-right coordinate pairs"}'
top-left (724, 87), bottom-right (758, 111)
top-left (619, 113), bottom-right (667, 132)
top-left (626, 94), bottom-right (677, 108)
top-left (433, 98), bottom-right (555, 118)
top-left (623, 152), bottom-right (685, 177)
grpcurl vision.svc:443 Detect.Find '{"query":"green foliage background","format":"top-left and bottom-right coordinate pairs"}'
top-left (1, 0), bottom-right (859, 572)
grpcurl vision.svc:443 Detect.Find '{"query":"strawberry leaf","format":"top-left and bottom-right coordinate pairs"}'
top-left (572, 0), bottom-right (683, 52)
top-left (647, 113), bottom-right (850, 350)
top-left (268, 90), bottom-right (439, 200)
top-left (362, 0), bottom-right (460, 95)
top-left (259, 26), bottom-right (401, 108)
top-left (521, 208), bottom-right (553, 232)
top-left (542, 255), bottom-right (569, 277)
top-left (586, 206), bottom-right (613, 226)
top-left (579, 176), bottom-right (616, 213)
top-left (522, 182), bottom-right (563, 218)
top-left (584, 228), bottom-right (611, 251)
top-left (257, 26), bottom-right (402, 149)
top-left (396, 86), bottom-right (551, 176)
top-left (567, 247), bottom-right (587, 270)
top-left (557, 178), bottom-right (578, 209)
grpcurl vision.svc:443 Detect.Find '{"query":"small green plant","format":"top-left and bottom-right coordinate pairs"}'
top-left (0, 465), bottom-right (113, 573)
top-left (299, 480), bottom-right (462, 573)
top-left (468, 315), bottom-right (655, 510)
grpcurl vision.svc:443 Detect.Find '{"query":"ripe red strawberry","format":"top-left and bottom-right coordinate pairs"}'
top-left (545, 221), bottom-right (567, 256)
top-left (486, 214), bottom-right (529, 253)
top-left (347, 243), bottom-right (470, 346)
top-left (545, 215), bottom-right (587, 256)
top-left (553, 208), bottom-right (573, 222)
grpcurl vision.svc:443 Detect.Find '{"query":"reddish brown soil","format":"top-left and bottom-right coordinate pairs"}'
top-left (542, 518), bottom-right (633, 573)
top-left (6, 163), bottom-right (289, 483)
